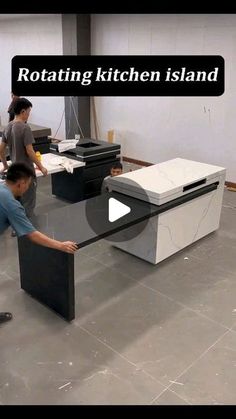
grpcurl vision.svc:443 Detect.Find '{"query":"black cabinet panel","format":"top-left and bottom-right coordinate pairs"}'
top-left (33, 136), bottom-right (51, 154)
top-left (18, 236), bottom-right (75, 321)
top-left (33, 142), bottom-right (50, 154)
top-left (51, 157), bottom-right (120, 203)
top-left (84, 178), bottom-right (103, 194)
top-left (51, 167), bottom-right (84, 202)
top-left (83, 165), bottom-right (103, 181)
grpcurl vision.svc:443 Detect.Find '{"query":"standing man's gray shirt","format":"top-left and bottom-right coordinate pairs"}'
top-left (2, 121), bottom-right (37, 220)
top-left (2, 121), bottom-right (35, 173)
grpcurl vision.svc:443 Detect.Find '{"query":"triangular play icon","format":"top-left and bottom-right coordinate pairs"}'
top-left (108, 198), bottom-right (131, 222)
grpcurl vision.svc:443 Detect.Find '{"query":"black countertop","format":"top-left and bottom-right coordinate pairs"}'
top-left (33, 183), bottom-right (218, 248)
top-left (50, 138), bottom-right (120, 162)
top-left (34, 191), bottom-right (156, 247)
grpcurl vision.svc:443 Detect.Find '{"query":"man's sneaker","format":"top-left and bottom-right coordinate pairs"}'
top-left (0, 312), bottom-right (13, 323)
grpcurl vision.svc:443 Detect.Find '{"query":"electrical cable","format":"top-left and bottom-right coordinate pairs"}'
top-left (69, 96), bottom-right (84, 139)
top-left (66, 98), bottom-right (72, 138)
top-left (91, 97), bottom-right (101, 140)
top-left (52, 107), bottom-right (65, 139)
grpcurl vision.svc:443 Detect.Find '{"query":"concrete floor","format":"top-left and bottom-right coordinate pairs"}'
top-left (1, 164), bottom-right (236, 405)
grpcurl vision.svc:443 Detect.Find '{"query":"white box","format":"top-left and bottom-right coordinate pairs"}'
top-left (107, 158), bottom-right (226, 264)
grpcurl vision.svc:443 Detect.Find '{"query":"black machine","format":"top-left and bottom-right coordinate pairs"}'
top-left (50, 138), bottom-right (121, 202)
top-left (29, 124), bottom-right (51, 154)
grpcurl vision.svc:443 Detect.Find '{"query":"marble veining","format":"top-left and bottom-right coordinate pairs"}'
top-left (108, 158), bottom-right (226, 197)
top-left (191, 189), bottom-right (217, 244)
top-left (113, 160), bottom-right (226, 265)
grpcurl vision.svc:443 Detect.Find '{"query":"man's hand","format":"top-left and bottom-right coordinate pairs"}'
top-left (40, 166), bottom-right (48, 176)
top-left (28, 231), bottom-right (79, 253)
top-left (60, 241), bottom-right (79, 254)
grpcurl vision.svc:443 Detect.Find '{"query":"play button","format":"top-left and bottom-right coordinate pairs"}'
top-left (85, 176), bottom-right (152, 243)
top-left (109, 198), bottom-right (131, 222)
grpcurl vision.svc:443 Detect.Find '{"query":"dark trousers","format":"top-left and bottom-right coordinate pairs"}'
top-left (19, 177), bottom-right (37, 221)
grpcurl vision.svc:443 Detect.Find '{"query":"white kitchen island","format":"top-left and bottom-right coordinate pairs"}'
top-left (107, 158), bottom-right (226, 264)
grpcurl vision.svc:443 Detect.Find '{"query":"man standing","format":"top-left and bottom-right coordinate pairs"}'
top-left (0, 98), bottom-right (48, 222)
top-left (0, 162), bottom-right (78, 324)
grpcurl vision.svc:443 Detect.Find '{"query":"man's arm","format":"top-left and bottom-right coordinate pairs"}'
top-left (0, 142), bottom-right (9, 172)
top-left (25, 144), bottom-right (48, 176)
top-left (27, 230), bottom-right (78, 254)
top-left (7, 200), bottom-right (78, 254)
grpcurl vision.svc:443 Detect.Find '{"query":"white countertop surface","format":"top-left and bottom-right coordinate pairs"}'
top-left (108, 158), bottom-right (226, 204)
top-left (0, 153), bottom-right (85, 180)
top-left (34, 153), bottom-right (85, 176)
